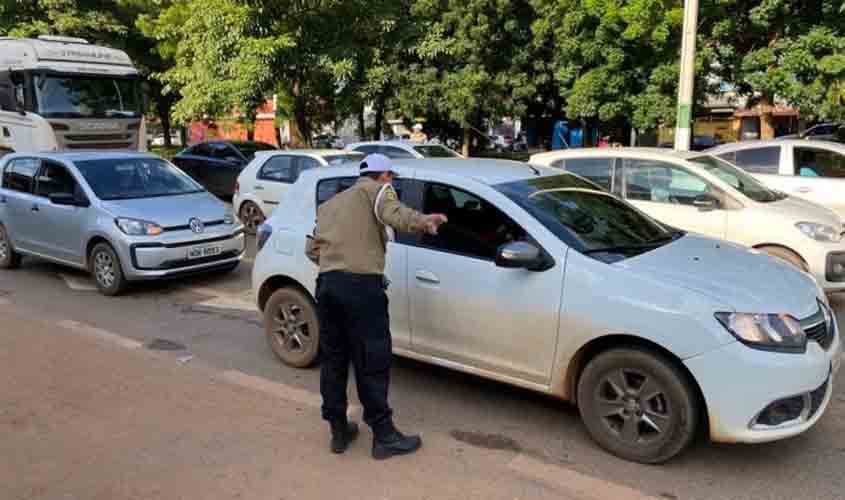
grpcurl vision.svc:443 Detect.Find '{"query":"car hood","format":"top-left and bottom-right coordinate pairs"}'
top-left (755, 195), bottom-right (842, 226)
top-left (99, 192), bottom-right (227, 228)
top-left (618, 234), bottom-right (820, 318)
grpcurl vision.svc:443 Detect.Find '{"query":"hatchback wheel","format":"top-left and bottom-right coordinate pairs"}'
top-left (264, 287), bottom-right (319, 368)
top-left (577, 347), bottom-right (698, 464)
top-left (239, 201), bottom-right (265, 235)
top-left (89, 243), bottom-right (127, 296)
top-left (0, 225), bottom-right (22, 269)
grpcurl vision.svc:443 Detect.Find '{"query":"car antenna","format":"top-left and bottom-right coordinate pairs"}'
top-left (526, 163), bottom-right (541, 176)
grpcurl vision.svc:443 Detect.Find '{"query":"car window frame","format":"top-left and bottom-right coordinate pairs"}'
top-left (258, 154), bottom-right (298, 183)
top-left (378, 145), bottom-right (416, 159)
top-left (561, 157), bottom-right (616, 192)
top-left (34, 160), bottom-right (82, 199)
top-left (410, 180), bottom-right (531, 262)
top-left (792, 146), bottom-right (845, 178)
top-left (2, 157), bottom-right (41, 194)
top-left (719, 146), bottom-right (782, 175)
top-left (621, 158), bottom-right (728, 209)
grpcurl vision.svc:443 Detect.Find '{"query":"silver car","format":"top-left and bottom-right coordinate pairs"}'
top-left (0, 152), bottom-right (245, 295)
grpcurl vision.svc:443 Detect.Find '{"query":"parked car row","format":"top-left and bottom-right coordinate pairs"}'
top-left (1, 142), bottom-right (842, 465)
top-left (253, 156), bottom-right (840, 465)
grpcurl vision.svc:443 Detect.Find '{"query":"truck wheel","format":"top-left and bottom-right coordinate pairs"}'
top-left (577, 347), bottom-right (699, 464)
top-left (264, 287), bottom-right (319, 368)
top-left (0, 225), bottom-right (21, 269)
top-left (89, 243), bottom-right (127, 296)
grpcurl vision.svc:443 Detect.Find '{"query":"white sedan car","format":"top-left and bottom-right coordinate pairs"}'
top-left (233, 149), bottom-right (364, 234)
top-left (252, 158), bottom-right (839, 463)
top-left (345, 140), bottom-right (463, 159)
top-left (531, 148), bottom-right (845, 291)
top-left (706, 139), bottom-right (845, 217)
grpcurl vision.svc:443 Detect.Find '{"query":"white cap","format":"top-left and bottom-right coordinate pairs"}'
top-left (359, 153), bottom-right (398, 175)
top-left (413, 123), bottom-right (424, 130)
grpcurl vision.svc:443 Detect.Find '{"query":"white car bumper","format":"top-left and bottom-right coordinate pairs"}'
top-left (685, 319), bottom-right (841, 444)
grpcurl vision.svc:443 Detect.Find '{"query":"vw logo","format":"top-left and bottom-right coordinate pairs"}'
top-left (189, 218), bottom-right (204, 234)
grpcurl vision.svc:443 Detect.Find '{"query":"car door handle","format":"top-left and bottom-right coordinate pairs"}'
top-left (0, 195), bottom-right (6, 204)
top-left (794, 186), bottom-right (812, 193)
top-left (30, 204), bottom-right (39, 212)
top-left (254, 185), bottom-right (264, 190)
top-left (415, 270), bottom-right (440, 284)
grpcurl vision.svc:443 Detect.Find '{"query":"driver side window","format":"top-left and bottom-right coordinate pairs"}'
top-left (419, 182), bottom-right (525, 260)
top-left (624, 159), bottom-right (712, 206)
top-left (35, 161), bottom-right (79, 198)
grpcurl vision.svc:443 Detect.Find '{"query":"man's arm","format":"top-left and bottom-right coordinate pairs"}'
top-left (376, 184), bottom-right (447, 235)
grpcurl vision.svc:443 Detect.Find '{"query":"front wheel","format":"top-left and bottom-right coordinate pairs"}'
top-left (89, 243), bottom-right (127, 296)
top-left (264, 287), bottom-right (320, 368)
top-left (239, 201), bottom-right (265, 236)
top-left (577, 347), bottom-right (699, 464)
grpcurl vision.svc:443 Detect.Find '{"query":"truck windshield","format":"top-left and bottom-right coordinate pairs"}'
top-left (33, 74), bottom-right (141, 119)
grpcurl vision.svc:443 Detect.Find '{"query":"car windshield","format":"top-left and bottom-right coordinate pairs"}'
top-left (34, 74), bottom-right (141, 119)
top-left (688, 155), bottom-right (785, 203)
top-left (232, 142), bottom-right (277, 160)
top-left (323, 153), bottom-right (365, 166)
top-left (413, 145), bottom-right (460, 158)
top-left (75, 158), bottom-right (204, 201)
top-left (496, 175), bottom-right (681, 261)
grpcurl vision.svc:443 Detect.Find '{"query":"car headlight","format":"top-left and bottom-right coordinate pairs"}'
top-left (796, 222), bottom-right (842, 242)
top-left (115, 217), bottom-right (163, 236)
top-left (715, 312), bottom-right (807, 353)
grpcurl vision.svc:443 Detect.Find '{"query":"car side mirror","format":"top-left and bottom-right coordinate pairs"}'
top-left (49, 192), bottom-right (89, 207)
top-left (495, 241), bottom-right (543, 270)
top-left (692, 193), bottom-right (719, 211)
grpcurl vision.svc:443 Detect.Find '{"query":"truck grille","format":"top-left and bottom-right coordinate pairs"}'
top-left (65, 134), bottom-right (132, 142)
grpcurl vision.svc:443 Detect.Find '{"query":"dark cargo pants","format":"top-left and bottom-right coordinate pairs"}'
top-left (316, 271), bottom-right (393, 436)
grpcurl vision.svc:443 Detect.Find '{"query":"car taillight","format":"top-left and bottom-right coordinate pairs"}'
top-left (234, 181), bottom-right (239, 195)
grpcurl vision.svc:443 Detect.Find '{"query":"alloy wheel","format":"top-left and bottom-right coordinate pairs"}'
top-left (94, 251), bottom-right (116, 289)
top-left (594, 368), bottom-right (671, 445)
top-left (271, 302), bottom-right (312, 354)
top-left (0, 232), bottom-right (8, 261)
top-left (240, 203), bottom-right (264, 233)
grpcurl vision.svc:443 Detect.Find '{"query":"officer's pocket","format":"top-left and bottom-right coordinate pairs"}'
top-left (363, 337), bottom-right (392, 375)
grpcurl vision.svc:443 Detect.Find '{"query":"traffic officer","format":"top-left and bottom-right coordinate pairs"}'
top-left (305, 153), bottom-right (448, 459)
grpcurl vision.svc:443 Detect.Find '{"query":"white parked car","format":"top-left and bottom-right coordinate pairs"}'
top-left (346, 140), bottom-right (463, 159)
top-left (706, 140), bottom-right (845, 217)
top-left (530, 148), bottom-right (845, 291)
top-left (252, 158), bottom-right (839, 463)
top-left (233, 150), bottom-right (364, 234)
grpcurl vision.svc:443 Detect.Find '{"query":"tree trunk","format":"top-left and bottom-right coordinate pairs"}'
top-left (357, 103), bottom-right (366, 141)
top-left (759, 95), bottom-right (775, 140)
top-left (374, 94), bottom-right (386, 141)
top-left (462, 127), bottom-right (471, 157)
top-left (160, 112), bottom-right (172, 148)
top-left (291, 79), bottom-right (310, 147)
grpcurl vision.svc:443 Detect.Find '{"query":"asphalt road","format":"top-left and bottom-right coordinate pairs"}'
top-left (3, 236), bottom-right (845, 500)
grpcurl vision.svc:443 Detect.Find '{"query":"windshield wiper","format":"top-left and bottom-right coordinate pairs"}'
top-left (583, 231), bottom-right (684, 255)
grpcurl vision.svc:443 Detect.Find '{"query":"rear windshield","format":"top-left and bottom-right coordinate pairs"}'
top-left (323, 153), bottom-right (365, 166)
top-left (233, 142), bottom-right (277, 160)
top-left (75, 158), bottom-right (204, 200)
top-left (413, 145), bottom-right (461, 158)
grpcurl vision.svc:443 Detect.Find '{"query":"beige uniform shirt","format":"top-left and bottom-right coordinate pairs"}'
top-left (306, 177), bottom-right (428, 275)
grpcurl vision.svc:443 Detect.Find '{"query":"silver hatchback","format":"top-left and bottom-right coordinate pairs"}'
top-left (0, 152), bottom-right (245, 295)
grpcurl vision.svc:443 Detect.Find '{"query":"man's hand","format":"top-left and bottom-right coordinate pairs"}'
top-left (424, 214), bottom-right (448, 235)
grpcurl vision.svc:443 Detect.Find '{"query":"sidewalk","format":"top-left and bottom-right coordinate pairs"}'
top-left (0, 303), bottom-right (653, 500)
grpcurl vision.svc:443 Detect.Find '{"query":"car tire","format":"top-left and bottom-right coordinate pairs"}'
top-left (0, 224), bottom-right (22, 269)
top-left (89, 243), bottom-right (127, 296)
top-left (264, 287), bottom-right (320, 368)
top-left (758, 246), bottom-right (808, 272)
top-left (577, 347), bottom-right (699, 464)
top-left (239, 201), bottom-right (265, 236)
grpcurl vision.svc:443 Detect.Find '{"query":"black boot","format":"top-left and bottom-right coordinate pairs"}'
top-left (330, 420), bottom-right (359, 454)
top-left (372, 424), bottom-right (422, 460)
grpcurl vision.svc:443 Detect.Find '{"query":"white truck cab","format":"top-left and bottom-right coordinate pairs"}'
top-left (0, 35), bottom-right (146, 153)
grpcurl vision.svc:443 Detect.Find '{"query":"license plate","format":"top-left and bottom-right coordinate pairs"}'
top-left (187, 245), bottom-right (222, 260)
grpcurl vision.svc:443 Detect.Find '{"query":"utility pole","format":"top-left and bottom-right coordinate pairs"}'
top-left (674, 0), bottom-right (699, 151)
